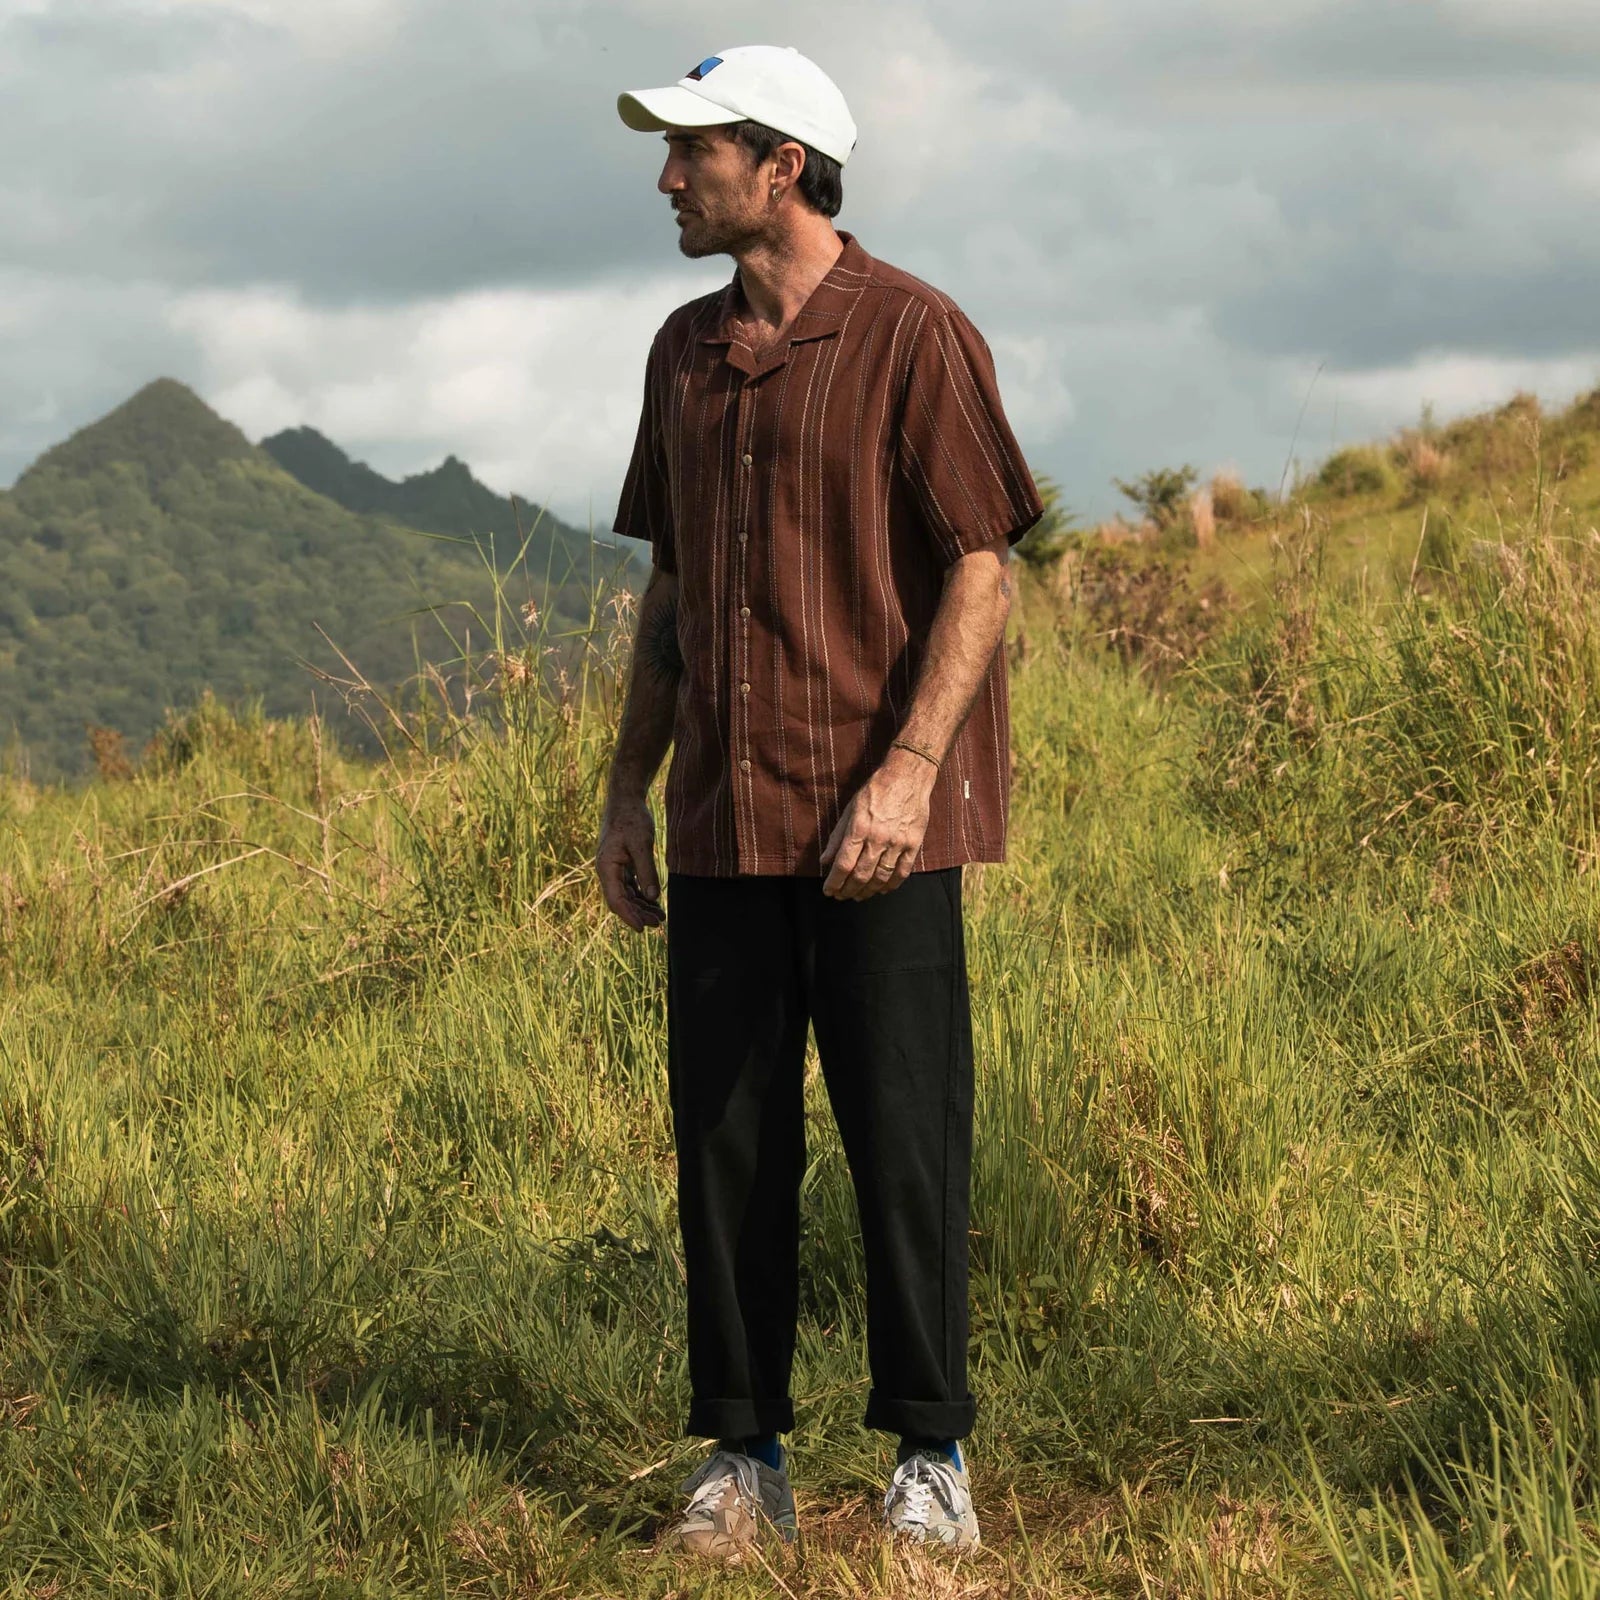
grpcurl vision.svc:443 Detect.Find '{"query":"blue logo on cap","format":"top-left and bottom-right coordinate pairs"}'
top-left (685, 56), bottom-right (723, 80)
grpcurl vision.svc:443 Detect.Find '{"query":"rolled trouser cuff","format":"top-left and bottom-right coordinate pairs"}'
top-left (863, 1390), bottom-right (977, 1440)
top-left (687, 1396), bottom-right (796, 1440)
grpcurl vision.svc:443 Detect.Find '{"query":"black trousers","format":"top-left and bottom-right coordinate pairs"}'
top-left (664, 867), bottom-right (976, 1443)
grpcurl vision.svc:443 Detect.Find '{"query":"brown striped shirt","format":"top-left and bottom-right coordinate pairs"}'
top-left (614, 231), bottom-right (1044, 878)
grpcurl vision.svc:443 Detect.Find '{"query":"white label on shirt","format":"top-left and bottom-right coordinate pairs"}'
top-left (964, 779), bottom-right (971, 799)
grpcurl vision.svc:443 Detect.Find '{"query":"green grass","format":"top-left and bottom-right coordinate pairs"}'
top-left (4, 464), bottom-right (1600, 1595)
top-left (1180, 386), bottom-right (1600, 609)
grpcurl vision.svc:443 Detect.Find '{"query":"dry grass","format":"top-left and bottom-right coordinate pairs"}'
top-left (1394, 432), bottom-right (1453, 497)
top-left (1089, 515), bottom-right (1153, 545)
top-left (1210, 470), bottom-right (1252, 523)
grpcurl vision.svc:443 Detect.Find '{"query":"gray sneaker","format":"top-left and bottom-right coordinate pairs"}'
top-left (882, 1450), bottom-right (980, 1549)
top-left (665, 1446), bottom-right (798, 1558)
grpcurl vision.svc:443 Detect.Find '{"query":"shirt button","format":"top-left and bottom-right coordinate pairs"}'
top-left (740, 606), bottom-right (751, 618)
top-left (739, 681), bottom-right (750, 694)
top-left (739, 758), bottom-right (752, 772)
top-left (741, 452), bottom-right (754, 467)
top-left (737, 531), bottom-right (748, 543)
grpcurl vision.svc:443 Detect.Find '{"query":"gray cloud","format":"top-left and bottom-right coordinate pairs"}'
top-left (3, 0), bottom-right (1598, 515)
top-left (0, 1), bottom-right (676, 295)
top-left (961, 0), bottom-right (1600, 90)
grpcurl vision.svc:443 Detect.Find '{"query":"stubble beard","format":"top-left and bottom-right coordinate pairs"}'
top-left (675, 201), bottom-right (767, 261)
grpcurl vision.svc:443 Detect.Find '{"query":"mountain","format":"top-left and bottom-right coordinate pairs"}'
top-left (260, 425), bottom-right (622, 568)
top-left (0, 380), bottom-right (638, 778)
top-left (29, 377), bottom-right (259, 487)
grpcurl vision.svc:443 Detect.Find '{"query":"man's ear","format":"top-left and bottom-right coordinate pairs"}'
top-left (776, 140), bottom-right (807, 187)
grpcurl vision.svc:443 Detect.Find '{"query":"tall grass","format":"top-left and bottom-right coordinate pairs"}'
top-left (1192, 497), bottom-right (1600, 875)
top-left (2, 488), bottom-right (1600, 1595)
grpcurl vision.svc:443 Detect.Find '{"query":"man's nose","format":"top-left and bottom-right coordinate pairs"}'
top-left (658, 160), bottom-right (682, 196)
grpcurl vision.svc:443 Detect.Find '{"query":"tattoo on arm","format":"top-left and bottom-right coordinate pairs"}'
top-left (999, 572), bottom-right (1012, 600)
top-left (638, 593), bottom-right (684, 687)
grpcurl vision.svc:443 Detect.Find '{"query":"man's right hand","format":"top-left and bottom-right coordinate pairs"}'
top-left (595, 798), bottom-right (665, 932)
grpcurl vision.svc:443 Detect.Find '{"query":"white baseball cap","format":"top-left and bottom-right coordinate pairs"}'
top-left (618, 45), bottom-right (857, 167)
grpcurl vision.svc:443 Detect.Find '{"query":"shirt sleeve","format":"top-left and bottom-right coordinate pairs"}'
top-left (613, 334), bottom-right (677, 574)
top-left (896, 302), bottom-right (1045, 568)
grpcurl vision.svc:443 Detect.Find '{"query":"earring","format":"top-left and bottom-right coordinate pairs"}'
top-left (770, 186), bottom-right (780, 201)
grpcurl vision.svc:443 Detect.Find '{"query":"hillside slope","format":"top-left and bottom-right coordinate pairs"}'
top-left (1174, 387), bottom-right (1600, 599)
top-left (0, 381), bottom-right (632, 777)
top-left (260, 425), bottom-right (635, 571)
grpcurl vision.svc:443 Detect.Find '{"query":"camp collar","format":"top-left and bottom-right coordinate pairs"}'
top-left (700, 230), bottom-right (870, 377)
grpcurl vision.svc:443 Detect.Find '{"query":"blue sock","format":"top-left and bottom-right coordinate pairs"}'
top-left (722, 1433), bottom-right (783, 1471)
top-left (898, 1435), bottom-right (963, 1471)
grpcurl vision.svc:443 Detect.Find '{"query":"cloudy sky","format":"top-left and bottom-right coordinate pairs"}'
top-left (4, 0), bottom-right (1599, 525)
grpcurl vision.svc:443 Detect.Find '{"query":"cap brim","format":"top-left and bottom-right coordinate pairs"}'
top-left (617, 84), bottom-right (744, 133)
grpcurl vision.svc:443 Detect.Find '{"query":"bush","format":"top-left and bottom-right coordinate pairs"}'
top-left (1390, 431), bottom-right (1454, 501)
top-left (1114, 465), bottom-right (1200, 533)
top-left (1072, 543), bottom-right (1231, 673)
top-left (140, 691), bottom-right (328, 789)
top-left (1013, 473), bottom-right (1079, 570)
top-left (1316, 446), bottom-right (1395, 498)
top-left (1210, 470), bottom-right (1269, 523)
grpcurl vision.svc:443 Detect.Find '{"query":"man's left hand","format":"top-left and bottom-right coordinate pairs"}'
top-left (819, 747), bottom-right (937, 899)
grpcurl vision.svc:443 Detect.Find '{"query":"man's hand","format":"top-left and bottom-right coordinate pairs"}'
top-left (595, 797), bottom-right (665, 931)
top-left (819, 746), bottom-right (938, 899)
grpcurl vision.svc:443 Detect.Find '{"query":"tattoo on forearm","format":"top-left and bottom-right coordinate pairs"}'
top-left (638, 594), bottom-right (684, 687)
top-left (999, 573), bottom-right (1012, 600)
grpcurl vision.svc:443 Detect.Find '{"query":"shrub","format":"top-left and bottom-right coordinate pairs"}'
top-left (1391, 431), bottom-right (1453, 500)
top-left (1316, 446), bottom-right (1395, 498)
top-left (1209, 470), bottom-right (1267, 523)
top-left (1013, 473), bottom-right (1078, 571)
top-left (140, 692), bottom-right (327, 788)
top-left (85, 725), bottom-right (133, 782)
top-left (1113, 464), bottom-right (1200, 532)
top-left (1072, 543), bottom-right (1231, 674)
top-left (1562, 385), bottom-right (1600, 432)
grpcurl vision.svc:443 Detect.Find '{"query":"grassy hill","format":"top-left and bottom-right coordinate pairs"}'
top-left (0, 380), bottom-right (638, 777)
top-left (1126, 387), bottom-right (1600, 600)
top-left (1043, 386), bottom-right (1600, 676)
top-left (4, 386), bottom-right (1600, 1592)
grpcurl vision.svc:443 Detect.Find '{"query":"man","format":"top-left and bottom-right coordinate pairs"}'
top-left (596, 44), bottom-right (1043, 1557)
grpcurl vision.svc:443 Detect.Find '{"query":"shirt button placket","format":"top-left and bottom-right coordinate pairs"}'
top-left (734, 396), bottom-right (756, 867)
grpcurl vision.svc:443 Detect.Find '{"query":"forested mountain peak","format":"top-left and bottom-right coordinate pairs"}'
top-left (17, 379), bottom-right (259, 495)
top-left (260, 426), bottom-right (578, 551)
top-left (0, 382), bottom-right (631, 777)
top-left (257, 425), bottom-right (396, 516)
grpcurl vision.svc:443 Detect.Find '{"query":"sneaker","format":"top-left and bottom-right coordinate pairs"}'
top-left (665, 1445), bottom-right (798, 1558)
top-left (882, 1450), bottom-right (980, 1549)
